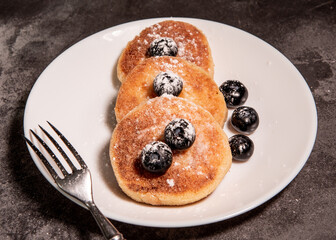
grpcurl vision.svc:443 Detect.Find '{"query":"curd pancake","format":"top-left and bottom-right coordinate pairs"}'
top-left (117, 20), bottom-right (214, 82)
top-left (115, 56), bottom-right (227, 126)
top-left (110, 96), bottom-right (232, 206)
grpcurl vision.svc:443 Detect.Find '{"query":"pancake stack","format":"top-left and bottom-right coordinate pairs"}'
top-left (110, 20), bottom-right (232, 206)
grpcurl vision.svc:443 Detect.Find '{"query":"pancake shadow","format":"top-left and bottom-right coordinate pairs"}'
top-left (97, 56), bottom-right (131, 202)
top-left (106, 53), bottom-right (121, 132)
top-left (98, 141), bottom-right (130, 202)
top-left (111, 53), bottom-right (121, 91)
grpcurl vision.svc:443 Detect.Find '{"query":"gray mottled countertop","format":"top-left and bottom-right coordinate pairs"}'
top-left (1, 1), bottom-right (335, 239)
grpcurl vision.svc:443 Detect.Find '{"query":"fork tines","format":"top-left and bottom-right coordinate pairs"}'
top-left (24, 122), bottom-right (87, 179)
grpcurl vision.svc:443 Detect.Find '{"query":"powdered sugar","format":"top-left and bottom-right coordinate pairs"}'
top-left (166, 178), bottom-right (175, 187)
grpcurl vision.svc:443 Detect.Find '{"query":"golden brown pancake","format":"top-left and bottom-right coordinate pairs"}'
top-left (115, 56), bottom-right (227, 127)
top-left (117, 20), bottom-right (214, 82)
top-left (110, 96), bottom-right (232, 206)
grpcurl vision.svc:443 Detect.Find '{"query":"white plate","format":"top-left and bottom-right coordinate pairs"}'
top-left (24, 18), bottom-right (317, 227)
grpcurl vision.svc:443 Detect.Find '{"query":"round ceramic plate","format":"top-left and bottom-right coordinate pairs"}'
top-left (24, 18), bottom-right (317, 227)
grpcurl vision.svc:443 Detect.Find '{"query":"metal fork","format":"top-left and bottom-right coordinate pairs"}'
top-left (24, 122), bottom-right (125, 240)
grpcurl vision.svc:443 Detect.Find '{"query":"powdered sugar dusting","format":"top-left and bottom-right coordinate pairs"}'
top-left (166, 178), bottom-right (175, 187)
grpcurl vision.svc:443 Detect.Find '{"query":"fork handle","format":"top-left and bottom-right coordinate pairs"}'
top-left (86, 201), bottom-right (125, 240)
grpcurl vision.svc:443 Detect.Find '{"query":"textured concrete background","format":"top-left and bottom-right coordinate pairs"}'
top-left (0, 0), bottom-right (335, 239)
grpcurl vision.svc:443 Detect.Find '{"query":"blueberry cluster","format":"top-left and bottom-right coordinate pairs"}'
top-left (140, 119), bottom-right (196, 173)
top-left (220, 80), bottom-right (259, 161)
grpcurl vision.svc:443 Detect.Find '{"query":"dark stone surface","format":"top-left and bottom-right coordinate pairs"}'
top-left (0, 0), bottom-right (335, 239)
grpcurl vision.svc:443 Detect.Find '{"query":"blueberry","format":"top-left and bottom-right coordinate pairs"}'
top-left (219, 80), bottom-right (248, 108)
top-left (229, 134), bottom-right (254, 161)
top-left (148, 37), bottom-right (178, 57)
top-left (164, 119), bottom-right (196, 150)
top-left (153, 71), bottom-right (183, 96)
top-left (231, 106), bottom-right (259, 134)
top-left (141, 141), bottom-right (173, 173)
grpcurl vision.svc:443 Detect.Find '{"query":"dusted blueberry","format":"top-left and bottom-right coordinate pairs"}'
top-left (141, 141), bottom-right (173, 173)
top-left (219, 80), bottom-right (248, 108)
top-left (148, 37), bottom-right (178, 57)
top-left (153, 71), bottom-right (183, 96)
top-left (229, 134), bottom-right (254, 161)
top-left (164, 119), bottom-right (196, 150)
top-left (231, 106), bottom-right (259, 134)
